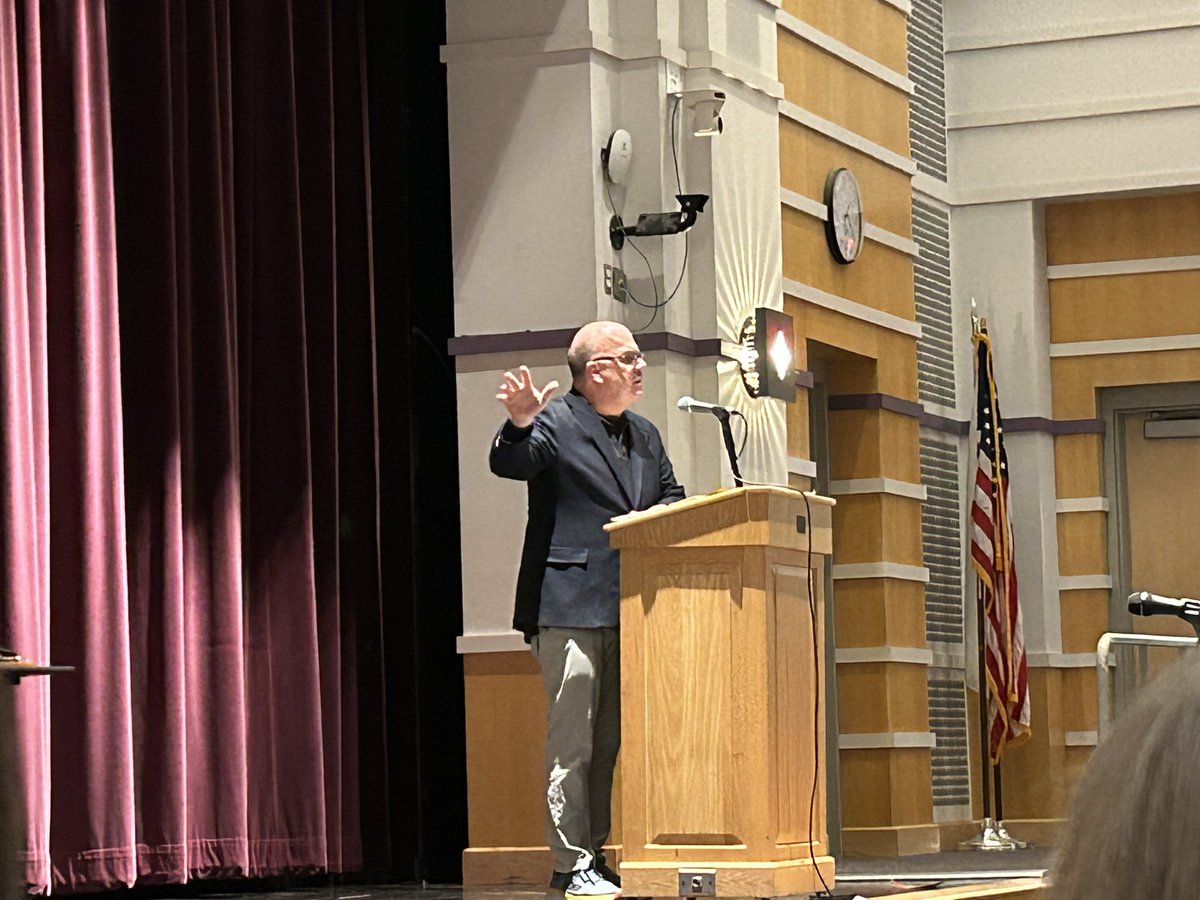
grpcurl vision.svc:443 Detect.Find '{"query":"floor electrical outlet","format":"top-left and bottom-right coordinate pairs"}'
top-left (678, 870), bottom-right (716, 897)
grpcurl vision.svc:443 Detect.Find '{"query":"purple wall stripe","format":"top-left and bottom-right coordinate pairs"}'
top-left (827, 393), bottom-right (1105, 436)
top-left (1006, 416), bottom-right (1106, 435)
top-left (447, 328), bottom-right (722, 358)
top-left (922, 409), bottom-right (970, 436)
top-left (447, 328), bottom-right (579, 356)
top-left (828, 392), bottom-right (926, 419)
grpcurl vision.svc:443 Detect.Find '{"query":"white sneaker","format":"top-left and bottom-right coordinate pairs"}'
top-left (564, 867), bottom-right (621, 899)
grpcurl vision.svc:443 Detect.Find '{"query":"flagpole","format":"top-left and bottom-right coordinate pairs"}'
top-left (959, 573), bottom-right (1009, 850)
top-left (993, 740), bottom-right (1028, 848)
top-left (992, 752), bottom-right (1028, 848)
top-left (977, 574), bottom-right (992, 823)
top-left (960, 315), bottom-right (1015, 852)
top-left (982, 318), bottom-right (1029, 850)
top-left (994, 760), bottom-right (1002, 820)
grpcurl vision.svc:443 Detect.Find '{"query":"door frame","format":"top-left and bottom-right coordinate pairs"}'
top-left (1101, 382), bottom-right (1200, 630)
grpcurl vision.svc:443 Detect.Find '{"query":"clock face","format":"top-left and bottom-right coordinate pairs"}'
top-left (823, 167), bottom-right (863, 264)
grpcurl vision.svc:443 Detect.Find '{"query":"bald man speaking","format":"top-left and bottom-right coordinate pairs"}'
top-left (490, 321), bottom-right (685, 899)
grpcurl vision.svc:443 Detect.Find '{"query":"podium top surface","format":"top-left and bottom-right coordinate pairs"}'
top-left (605, 485), bottom-right (833, 552)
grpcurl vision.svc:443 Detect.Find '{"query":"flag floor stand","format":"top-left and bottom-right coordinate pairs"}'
top-left (959, 758), bottom-right (1030, 851)
top-left (961, 573), bottom-right (1029, 853)
top-left (959, 817), bottom-right (1028, 851)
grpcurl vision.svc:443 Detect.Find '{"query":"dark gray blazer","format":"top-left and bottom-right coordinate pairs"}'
top-left (490, 390), bottom-right (685, 639)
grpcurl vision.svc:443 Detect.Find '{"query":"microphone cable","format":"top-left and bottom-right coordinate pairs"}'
top-left (803, 484), bottom-right (835, 898)
top-left (602, 95), bottom-right (692, 334)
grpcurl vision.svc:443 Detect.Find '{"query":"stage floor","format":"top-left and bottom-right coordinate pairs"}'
top-left (833, 846), bottom-right (1051, 896)
top-left (98, 849), bottom-right (1052, 900)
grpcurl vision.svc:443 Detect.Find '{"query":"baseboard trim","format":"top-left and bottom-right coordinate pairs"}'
top-left (462, 844), bottom-right (625, 886)
top-left (462, 846), bottom-right (553, 886)
top-left (841, 823), bottom-right (941, 858)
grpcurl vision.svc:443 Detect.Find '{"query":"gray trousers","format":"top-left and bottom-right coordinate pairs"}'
top-left (531, 627), bottom-right (621, 873)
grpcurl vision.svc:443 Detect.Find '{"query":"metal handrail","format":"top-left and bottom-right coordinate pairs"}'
top-left (1096, 631), bottom-right (1197, 741)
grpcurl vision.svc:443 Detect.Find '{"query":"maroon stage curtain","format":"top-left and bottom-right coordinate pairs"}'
top-left (1, 0), bottom-right (131, 890)
top-left (0, 0), bottom-right (384, 891)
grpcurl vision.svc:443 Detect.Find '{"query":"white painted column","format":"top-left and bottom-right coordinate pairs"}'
top-left (951, 201), bottom-right (1062, 656)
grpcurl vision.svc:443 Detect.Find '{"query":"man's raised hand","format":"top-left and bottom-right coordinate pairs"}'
top-left (496, 365), bottom-right (559, 428)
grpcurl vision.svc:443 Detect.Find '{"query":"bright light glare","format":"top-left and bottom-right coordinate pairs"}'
top-left (769, 330), bottom-right (792, 381)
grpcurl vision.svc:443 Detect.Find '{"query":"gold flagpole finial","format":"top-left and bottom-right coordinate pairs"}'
top-left (971, 298), bottom-right (989, 344)
top-left (970, 297), bottom-right (984, 337)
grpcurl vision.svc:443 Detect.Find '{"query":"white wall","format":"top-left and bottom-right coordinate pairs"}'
top-left (944, 2), bottom-right (1200, 202)
top-left (951, 202), bottom-right (1061, 656)
top-left (447, 54), bottom-right (600, 334)
top-left (944, 0), bottom-right (1200, 50)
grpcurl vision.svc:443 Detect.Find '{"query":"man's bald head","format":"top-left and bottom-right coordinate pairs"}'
top-left (566, 320), bottom-right (646, 415)
top-left (567, 321), bottom-right (632, 380)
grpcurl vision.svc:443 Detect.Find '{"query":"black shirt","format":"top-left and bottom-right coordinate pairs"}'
top-left (600, 412), bottom-right (631, 459)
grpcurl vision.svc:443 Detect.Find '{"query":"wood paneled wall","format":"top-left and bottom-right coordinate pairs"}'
top-left (1029, 190), bottom-right (1200, 836)
top-left (779, 0), bottom-right (931, 857)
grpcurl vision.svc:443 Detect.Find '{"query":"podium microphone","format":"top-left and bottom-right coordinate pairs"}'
top-left (676, 396), bottom-right (743, 487)
top-left (676, 395), bottom-right (730, 418)
top-left (1128, 591), bottom-right (1200, 638)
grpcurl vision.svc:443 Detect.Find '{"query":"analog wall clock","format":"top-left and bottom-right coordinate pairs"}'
top-left (824, 167), bottom-right (863, 264)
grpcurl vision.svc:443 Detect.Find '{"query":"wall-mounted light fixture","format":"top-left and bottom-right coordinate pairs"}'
top-left (737, 308), bottom-right (796, 402)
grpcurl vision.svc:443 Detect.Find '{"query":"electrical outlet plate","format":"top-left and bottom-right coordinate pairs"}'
top-left (678, 870), bottom-right (716, 897)
top-left (603, 265), bottom-right (628, 302)
top-left (600, 264), bottom-right (628, 303)
top-left (612, 266), bottom-right (628, 302)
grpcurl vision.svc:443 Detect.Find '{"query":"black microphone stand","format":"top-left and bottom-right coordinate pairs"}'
top-left (712, 407), bottom-right (744, 487)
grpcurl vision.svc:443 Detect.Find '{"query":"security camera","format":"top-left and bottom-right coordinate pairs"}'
top-left (682, 89), bottom-right (725, 137)
top-left (609, 194), bottom-right (709, 250)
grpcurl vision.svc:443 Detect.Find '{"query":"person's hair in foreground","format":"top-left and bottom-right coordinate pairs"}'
top-left (1051, 650), bottom-right (1200, 899)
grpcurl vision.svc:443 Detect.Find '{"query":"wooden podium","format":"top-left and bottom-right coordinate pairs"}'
top-left (605, 487), bottom-right (835, 898)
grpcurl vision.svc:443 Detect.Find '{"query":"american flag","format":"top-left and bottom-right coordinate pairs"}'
top-left (969, 325), bottom-right (1030, 763)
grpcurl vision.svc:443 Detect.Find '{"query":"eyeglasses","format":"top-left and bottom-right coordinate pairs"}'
top-left (589, 350), bottom-right (644, 367)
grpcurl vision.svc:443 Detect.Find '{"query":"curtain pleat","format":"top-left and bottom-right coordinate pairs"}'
top-left (0, 0), bottom-right (381, 891)
top-left (109, 0), bottom-right (250, 883)
top-left (0, 0), bottom-right (52, 891)
top-left (36, 0), bottom-right (136, 889)
top-left (290, 0), bottom-right (347, 872)
top-left (230, 0), bottom-right (329, 872)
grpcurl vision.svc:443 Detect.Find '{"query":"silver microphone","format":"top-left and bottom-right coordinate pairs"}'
top-left (678, 396), bottom-right (743, 485)
top-left (677, 395), bottom-right (728, 416)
